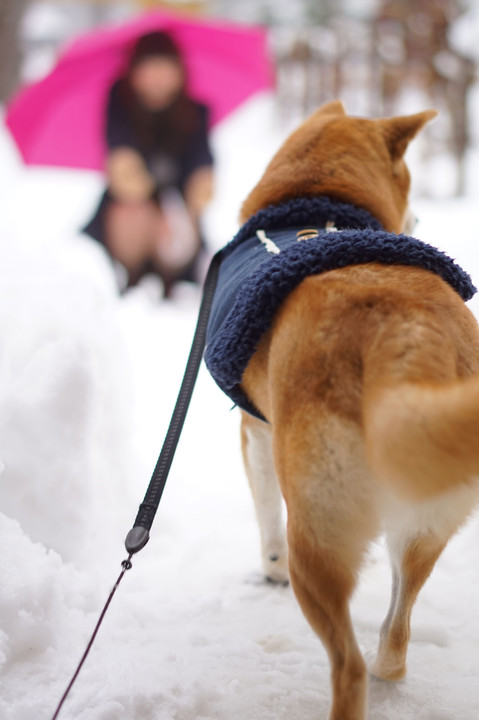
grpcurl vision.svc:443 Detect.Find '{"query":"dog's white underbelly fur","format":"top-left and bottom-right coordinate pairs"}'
top-left (244, 412), bottom-right (479, 581)
top-left (381, 478), bottom-right (479, 561)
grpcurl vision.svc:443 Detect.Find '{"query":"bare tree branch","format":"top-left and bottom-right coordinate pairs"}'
top-left (0, 0), bottom-right (32, 103)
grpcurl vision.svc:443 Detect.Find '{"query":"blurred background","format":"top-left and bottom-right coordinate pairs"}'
top-left (1, 8), bottom-right (479, 719)
top-left (0, 0), bottom-right (478, 198)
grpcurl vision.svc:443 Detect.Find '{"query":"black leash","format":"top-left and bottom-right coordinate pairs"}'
top-left (50, 250), bottom-right (223, 719)
top-left (125, 250), bottom-right (223, 554)
top-left (51, 557), bottom-right (132, 720)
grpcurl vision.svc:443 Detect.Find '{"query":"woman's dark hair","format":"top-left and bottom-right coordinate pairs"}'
top-left (129, 30), bottom-right (183, 67)
top-left (118, 30), bottom-right (200, 157)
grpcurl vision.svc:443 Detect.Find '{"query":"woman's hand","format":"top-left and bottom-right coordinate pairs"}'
top-left (184, 166), bottom-right (214, 220)
top-left (107, 147), bottom-right (156, 202)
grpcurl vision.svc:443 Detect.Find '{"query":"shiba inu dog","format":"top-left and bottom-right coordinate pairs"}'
top-left (207, 101), bottom-right (479, 719)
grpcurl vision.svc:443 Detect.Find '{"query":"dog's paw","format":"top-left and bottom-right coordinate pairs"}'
top-left (365, 650), bottom-right (381, 679)
top-left (263, 552), bottom-right (289, 585)
top-left (365, 649), bottom-right (406, 682)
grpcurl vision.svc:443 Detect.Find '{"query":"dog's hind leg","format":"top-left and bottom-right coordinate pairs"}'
top-left (288, 531), bottom-right (368, 720)
top-left (370, 529), bottom-right (447, 681)
top-left (275, 415), bottom-right (375, 720)
top-left (240, 411), bottom-right (289, 584)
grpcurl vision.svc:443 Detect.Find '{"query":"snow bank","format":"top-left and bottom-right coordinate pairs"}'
top-left (0, 232), bottom-right (135, 564)
top-left (0, 220), bottom-right (142, 718)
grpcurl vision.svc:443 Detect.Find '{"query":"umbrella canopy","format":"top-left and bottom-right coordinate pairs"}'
top-left (6, 10), bottom-right (274, 170)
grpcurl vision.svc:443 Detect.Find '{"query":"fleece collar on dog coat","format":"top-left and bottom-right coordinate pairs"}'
top-left (205, 196), bottom-right (476, 420)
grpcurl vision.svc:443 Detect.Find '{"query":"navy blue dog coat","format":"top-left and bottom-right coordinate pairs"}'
top-left (205, 197), bottom-right (476, 420)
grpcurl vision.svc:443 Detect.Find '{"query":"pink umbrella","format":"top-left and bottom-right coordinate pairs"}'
top-left (6, 10), bottom-right (274, 170)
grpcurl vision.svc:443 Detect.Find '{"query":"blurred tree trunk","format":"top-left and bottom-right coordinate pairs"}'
top-left (0, 0), bottom-right (31, 103)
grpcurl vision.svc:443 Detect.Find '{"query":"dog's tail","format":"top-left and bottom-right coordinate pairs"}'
top-left (364, 376), bottom-right (479, 500)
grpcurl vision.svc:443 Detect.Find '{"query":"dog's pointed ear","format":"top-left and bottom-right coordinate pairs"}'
top-left (381, 110), bottom-right (438, 160)
top-left (316, 100), bottom-right (346, 117)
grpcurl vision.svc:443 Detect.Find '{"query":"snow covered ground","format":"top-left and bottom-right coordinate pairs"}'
top-left (1, 90), bottom-right (479, 720)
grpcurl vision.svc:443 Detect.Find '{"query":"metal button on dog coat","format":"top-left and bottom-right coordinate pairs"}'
top-left (205, 197), bottom-right (476, 420)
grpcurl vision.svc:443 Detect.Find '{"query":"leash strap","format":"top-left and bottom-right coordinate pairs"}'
top-left (125, 249), bottom-right (223, 554)
top-left (51, 557), bottom-right (132, 720)
top-left (50, 250), bottom-right (223, 719)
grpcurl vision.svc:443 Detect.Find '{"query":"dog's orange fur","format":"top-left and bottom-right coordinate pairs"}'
top-left (238, 101), bottom-right (479, 719)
